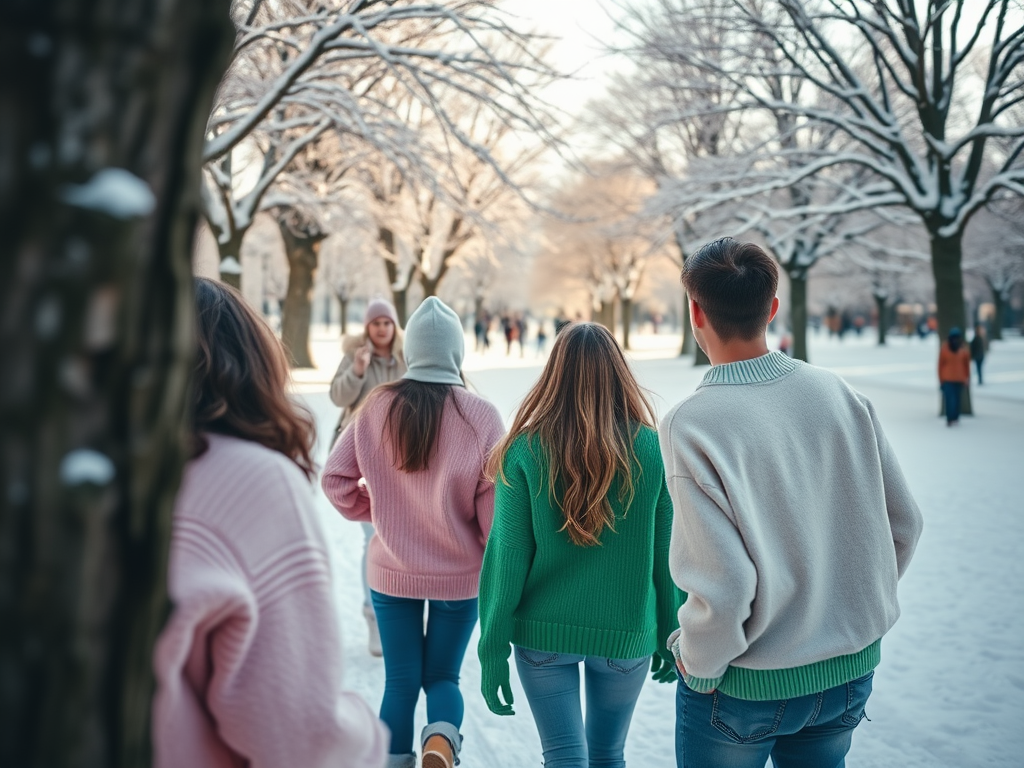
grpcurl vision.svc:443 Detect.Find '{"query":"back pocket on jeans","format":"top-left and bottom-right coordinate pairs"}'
top-left (711, 693), bottom-right (786, 743)
top-left (515, 647), bottom-right (561, 667)
top-left (607, 657), bottom-right (647, 675)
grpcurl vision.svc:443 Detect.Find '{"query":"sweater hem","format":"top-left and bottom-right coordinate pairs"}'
top-left (370, 568), bottom-right (480, 601)
top-left (685, 640), bottom-right (882, 700)
top-left (512, 619), bottom-right (657, 660)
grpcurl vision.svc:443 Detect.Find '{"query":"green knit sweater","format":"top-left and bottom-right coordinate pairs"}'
top-left (477, 428), bottom-right (684, 697)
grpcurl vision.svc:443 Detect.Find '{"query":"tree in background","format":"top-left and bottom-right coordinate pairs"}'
top-left (636, 0), bottom-right (1024, 342)
top-left (0, 1), bottom-right (232, 765)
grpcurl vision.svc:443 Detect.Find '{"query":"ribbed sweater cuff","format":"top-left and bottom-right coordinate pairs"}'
top-left (685, 640), bottom-right (882, 700)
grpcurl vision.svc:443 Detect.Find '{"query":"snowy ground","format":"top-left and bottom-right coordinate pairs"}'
top-left (294, 327), bottom-right (1024, 767)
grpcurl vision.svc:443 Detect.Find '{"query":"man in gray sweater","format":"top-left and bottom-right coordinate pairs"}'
top-left (660, 238), bottom-right (924, 768)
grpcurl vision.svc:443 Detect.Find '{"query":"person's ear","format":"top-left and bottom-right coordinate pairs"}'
top-left (768, 296), bottom-right (780, 323)
top-left (691, 299), bottom-right (706, 328)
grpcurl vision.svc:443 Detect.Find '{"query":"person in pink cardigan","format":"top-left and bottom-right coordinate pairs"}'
top-left (152, 278), bottom-right (387, 768)
top-left (323, 297), bottom-right (505, 768)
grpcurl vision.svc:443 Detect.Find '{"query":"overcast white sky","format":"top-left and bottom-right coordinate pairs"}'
top-left (502, 0), bottom-right (627, 115)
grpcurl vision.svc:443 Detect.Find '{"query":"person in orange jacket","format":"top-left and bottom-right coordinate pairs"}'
top-left (938, 327), bottom-right (971, 426)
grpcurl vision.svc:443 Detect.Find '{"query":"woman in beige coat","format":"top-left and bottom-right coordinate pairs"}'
top-left (330, 298), bottom-right (406, 656)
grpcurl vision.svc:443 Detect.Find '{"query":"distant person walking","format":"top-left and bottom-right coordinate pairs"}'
top-left (153, 278), bottom-right (387, 768)
top-left (661, 239), bottom-right (923, 768)
top-left (478, 322), bottom-right (682, 767)
top-left (323, 297), bottom-right (505, 768)
top-left (970, 323), bottom-right (988, 385)
top-left (939, 327), bottom-right (971, 425)
top-left (329, 298), bottom-right (406, 656)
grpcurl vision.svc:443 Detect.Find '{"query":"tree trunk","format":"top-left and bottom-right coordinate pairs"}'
top-left (392, 286), bottom-right (409, 327)
top-left (278, 221), bottom-right (324, 369)
top-left (215, 230), bottom-right (245, 291)
top-left (875, 296), bottom-right (889, 346)
top-left (679, 283), bottom-right (696, 356)
top-left (382, 255), bottom-right (412, 327)
top-left (621, 296), bottom-right (633, 350)
top-left (0, 3), bottom-right (231, 767)
top-left (788, 270), bottom-right (809, 362)
top-left (929, 233), bottom-right (968, 340)
top-left (337, 294), bottom-right (349, 335)
top-left (990, 286), bottom-right (1005, 341)
top-left (929, 232), bottom-right (971, 414)
top-left (420, 274), bottom-right (440, 299)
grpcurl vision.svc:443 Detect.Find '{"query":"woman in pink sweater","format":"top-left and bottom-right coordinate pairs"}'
top-left (152, 278), bottom-right (387, 768)
top-left (323, 297), bottom-right (505, 768)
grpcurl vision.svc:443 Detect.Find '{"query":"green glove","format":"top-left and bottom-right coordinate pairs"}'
top-left (482, 662), bottom-right (516, 716)
top-left (650, 649), bottom-right (677, 684)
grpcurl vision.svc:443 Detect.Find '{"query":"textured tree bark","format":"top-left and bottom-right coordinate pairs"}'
top-left (0, 2), bottom-right (232, 767)
top-left (787, 270), bottom-right (809, 362)
top-left (278, 218), bottom-right (326, 369)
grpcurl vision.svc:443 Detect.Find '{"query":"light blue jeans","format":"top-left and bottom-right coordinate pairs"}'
top-left (514, 646), bottom-right (649, 768)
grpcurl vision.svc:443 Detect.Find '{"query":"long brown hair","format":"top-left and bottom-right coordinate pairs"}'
top-left (378, 379), bottom-right (465, 472)
top-left (486, 323), bottom-right (656, 546)
top-left (192, 277), bottom-right (316, 479)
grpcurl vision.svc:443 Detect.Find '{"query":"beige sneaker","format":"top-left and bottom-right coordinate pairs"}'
top-left (421, 735), bottom-right (454, 768)
top-left (363, 604), bottom-right (382, 657)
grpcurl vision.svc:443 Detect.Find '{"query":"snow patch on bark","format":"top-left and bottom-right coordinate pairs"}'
top-left (60, 449), bottom-right (116, 487)
top-left (62, 169), bottom-right (156, 219)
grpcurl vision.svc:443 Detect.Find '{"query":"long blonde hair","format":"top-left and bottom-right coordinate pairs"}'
top-left (486, 323), bottom-right (656, 546)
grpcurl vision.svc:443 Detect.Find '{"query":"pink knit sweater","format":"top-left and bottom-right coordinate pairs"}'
top-left (322, 386), bottom-right (505, 600)
top-left (153, 433), bottom-right (387, 768)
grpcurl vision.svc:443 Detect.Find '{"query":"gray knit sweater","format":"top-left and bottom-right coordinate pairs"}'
top-left (660, 352), bottom-right (924, 700)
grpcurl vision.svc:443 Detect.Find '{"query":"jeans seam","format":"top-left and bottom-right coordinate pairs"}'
top-left (807, 692), bottom-right (823, 726)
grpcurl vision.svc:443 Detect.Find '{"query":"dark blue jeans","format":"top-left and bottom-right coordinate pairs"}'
top-left (675, 671), bottom-right (873, 768)
top-left (941, 381), bottom-right (963, 423)
top-left (370, 591), bottom-right (478, 755)
top-left (514, 647), bottom-right (649, 768)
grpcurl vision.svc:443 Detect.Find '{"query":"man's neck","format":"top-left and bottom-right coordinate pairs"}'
top-left (707, 339), bottom-right (770, 366)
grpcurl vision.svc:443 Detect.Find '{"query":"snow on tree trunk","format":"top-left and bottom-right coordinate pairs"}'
top-left (278, 218), bottom-right (324, 368)
top-left (0, 1), bottom-right (232, 766)
top-left (787, 270), bottom-right (809, 363)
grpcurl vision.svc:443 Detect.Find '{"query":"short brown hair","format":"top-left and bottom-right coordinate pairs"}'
top-left (682, 238), bottom-right (778, 341)
top-left (192, 277), bottom-right (316, 479)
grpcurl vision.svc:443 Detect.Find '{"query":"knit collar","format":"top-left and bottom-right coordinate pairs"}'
top-left (699, 351), bottom-right (799, 386)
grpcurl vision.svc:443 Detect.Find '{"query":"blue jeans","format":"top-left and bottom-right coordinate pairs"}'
top-left (941, 381), bottom-right (963, 423)
top-left (675, 671), bottom-right (873, 768)
top-left (370, 591), bottom-right (478, 756)
top-left (514, 646), bottom-right (649, 768)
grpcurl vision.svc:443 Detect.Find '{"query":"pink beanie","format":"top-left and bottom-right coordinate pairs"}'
top-left (364, 298), bottom-right (398, 326)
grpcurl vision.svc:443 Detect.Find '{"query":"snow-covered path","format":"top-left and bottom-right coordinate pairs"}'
top-left (298, 331), bottom-right (1024, 767)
